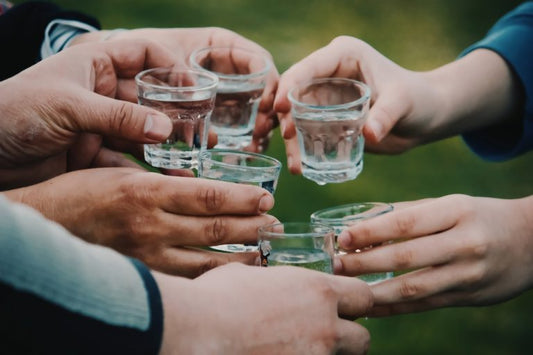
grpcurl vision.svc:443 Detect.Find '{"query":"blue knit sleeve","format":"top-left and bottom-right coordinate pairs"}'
top-left (459, 2), bottom-right (533, 161)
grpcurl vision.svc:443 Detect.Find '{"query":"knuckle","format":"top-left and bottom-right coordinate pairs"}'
top-left (393, 213), bottom-right (417, 236)
top-left (197, 257), bottom-right (220, 276)
top-left (205, 217), bottom-right (228, 245)
top-left (110, 102), bottom-right (135, 134)
top-left (398, 279), bottom-right (423, 300)
top-left (197, 185), bottom-right (227, 212)
top-left (463, 263), bottom-right (487, 286)
top-left (392, 248), bottom-right (415, 270)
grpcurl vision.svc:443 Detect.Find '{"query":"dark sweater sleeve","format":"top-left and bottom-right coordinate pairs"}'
top-left (0, 195), bottom-right (163, 354)
top-left (459, 2), bottom-right (533, 161)
top-left (0, 1), bottom-right (101, 80)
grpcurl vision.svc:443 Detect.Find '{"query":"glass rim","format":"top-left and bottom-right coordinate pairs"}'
top-left (199, 149), bottom-right (282, 170)
top-left (310, 202), bottom-right (394, 224)
top-left (258, 222), bottom-right (335, 238)
top-left (189, 46), bottom-right (272, 81)
top-left (135, 67), bottom-right (219, 92)
top-left (288, 78), bottom-right (371, 111)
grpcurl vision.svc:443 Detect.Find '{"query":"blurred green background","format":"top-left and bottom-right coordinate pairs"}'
top-left (26, 0), bottom-right (533, 353)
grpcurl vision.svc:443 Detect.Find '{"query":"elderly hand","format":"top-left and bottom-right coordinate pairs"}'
top-left (4, 167), bottom-right (279, 278)
top-left (0, 39), bottom-right (179, 189)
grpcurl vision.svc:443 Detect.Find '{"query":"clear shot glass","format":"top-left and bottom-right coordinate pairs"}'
top-left (198, 149), bottom-right (282, 252)
top-left (311, 202), bottom-right (394, 284)
top-left (190, 46), bottom-right (271, 150)
top-left (288, 78), bottom-right (371, 185)
top-left (136, 67), bottom-right (218, 169)
top-left (258, 222), bottom-right (335, 274)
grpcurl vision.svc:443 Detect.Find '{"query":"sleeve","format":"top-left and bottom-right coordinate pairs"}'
top-left (0, 1), bottom-right (101, 81)
top-left (459, 2), bottom-right (533, 161)
top-left (0, 195), bottom-right (163, 355)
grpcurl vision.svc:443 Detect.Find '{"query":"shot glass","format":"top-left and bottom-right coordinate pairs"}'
top-left (190, 46), bottom-right (271, 150)
top-left (288, 78), bottom-right (371, 185)
top-left (136, 67), bottom-right (218, 169)
top-left (258, 222), bottom-right (335, 274)
top-left (311, 202), bottom-right (394, 284)
top-left (198, 149), bottom-right (282, 252)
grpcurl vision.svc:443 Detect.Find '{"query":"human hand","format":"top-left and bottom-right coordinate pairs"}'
top-left (72, 27), bottom-right (280, 153)
top-left (156, 263), bottom-right (372, 354)
top-left (274, 36), bottom-right (518, 174)
top-left (335, 194), bottom-right (533, 315)
top-left (0, 39), bottom-right (178, 189)
top-left (4, 168), bottom-right (278, 278)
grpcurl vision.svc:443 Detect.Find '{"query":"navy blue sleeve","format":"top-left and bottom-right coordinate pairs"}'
top-left (459, 2), bottom-right (533, 161)
top-left (0, 1), bottom-right (101, 80)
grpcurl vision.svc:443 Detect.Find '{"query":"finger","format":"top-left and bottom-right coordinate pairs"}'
top-left (368, 291), bottom-right (472, 317)
top-left (362, 87), bottom-right (412, 144)
top-left (159, 212), bottom-right (279, 246)
top-left (155, 246), bottom-right (258, 278)
top-left (258, 62), bottom-right (279, 113)
top-left (337, 228), bottom-right (462, 276)
top-left (334, 320), bottom-right (371, 355)
top-left (67, 133), bottom-right (103, 171)
top-left (283, 128), bottom-right (302, 174)
top-left (338, 197), bottom-right (459, 250)
top-left (252, 110), bottom-right (277, 141)
top-left (160, 168), bottom-right (196, 177)
top-left (326, 275), bottom-right (373, 318)
top-left (91, 147), bottom-right (146, 169)
top-left (151, 175), bottom-right (275, 215)
top-left (102, 39), bottom-right (177, 78)
top-left (274, 43), bottom-right (346, 114)
top-left (370, 261), bottom-right (476, 305)
top-left (71, 89), bottom-right (173, 143)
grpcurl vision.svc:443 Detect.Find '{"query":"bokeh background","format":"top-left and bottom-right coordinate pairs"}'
top-left (20, 0), bottom-right (533, 353)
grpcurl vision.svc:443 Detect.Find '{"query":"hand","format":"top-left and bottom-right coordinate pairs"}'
top-left (156, 263), bottom-right (373, 354)
top-left (335, 194), bottom-right (533, 315)
top-left (72, 27), bottom-right (280, 153)
top-left (274, 36), bottom-right (520, 174)
top-left (0, 39), bottom-right (178, 189)
top-left (4, 168), bottom-right (278, 278)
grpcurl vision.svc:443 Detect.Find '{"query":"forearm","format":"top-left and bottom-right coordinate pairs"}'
top-left (0, 195), bottom-right (163, 354)
top-left (421, 48), bottom-right (522, 142)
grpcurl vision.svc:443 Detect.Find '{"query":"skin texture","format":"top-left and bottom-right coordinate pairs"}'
top-left (71, 27), bottom-right (280, 153)
top-left (0, 39), bottom-right (176, 189)
top-left (155, 263), bottom-right (373, 355)
top-left (273, 35), bottom-right (532, 314)
top-left (4, 168), bottom-right (277, 278)
top-left (0, 39), bottom-right (277, 277)
top-left (274, 36), bottom-right (521, 173)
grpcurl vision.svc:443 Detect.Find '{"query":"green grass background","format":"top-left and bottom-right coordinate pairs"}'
top-left (23, 0), bottom-right (533, 353)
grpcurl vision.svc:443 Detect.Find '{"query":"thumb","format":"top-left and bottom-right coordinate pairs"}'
top-left (75, 91), bottom-right (172, 143)
top-left (363, 90), bottom-right (409, 145)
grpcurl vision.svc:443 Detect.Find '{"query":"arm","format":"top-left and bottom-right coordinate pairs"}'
top-left (274, 3), bottom-right (532, 172)
top-left (0, 195), bottom-right (373, 354)
top-left (3, 167), bottom-right (277, 278)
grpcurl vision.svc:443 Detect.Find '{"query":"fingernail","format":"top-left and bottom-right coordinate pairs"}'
top-left (280, 119), bottom-right (286, 137)
top-left (144, 113), bottom-right (172, 141)
top-left (338, 230), bottom-right (351, 249)
top-left (368, 120), bottom-right (382, 140)
top-left (333, 257), bottom-right (343, 273)
top-left (259, 194), bottom-right (275, 213)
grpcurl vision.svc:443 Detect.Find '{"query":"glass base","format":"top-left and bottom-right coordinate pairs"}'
top-left (302, 161), bottom-right (363, 185)
top-left (210, 243), bottom-right (259, 253)
top-left (214, 135), bottom-right (252, 150)
top-left (144, 145), bottom-right (197, 169)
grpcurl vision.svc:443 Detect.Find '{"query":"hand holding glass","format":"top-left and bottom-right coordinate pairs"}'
top-left (136, 67), bottom-right (218, 169)
top-left (288, 78), bottom-right (370, 185)
top-left (311, 202), bottom-right (394, 283)
top-left (198, 149), bottom-right (282, 252)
